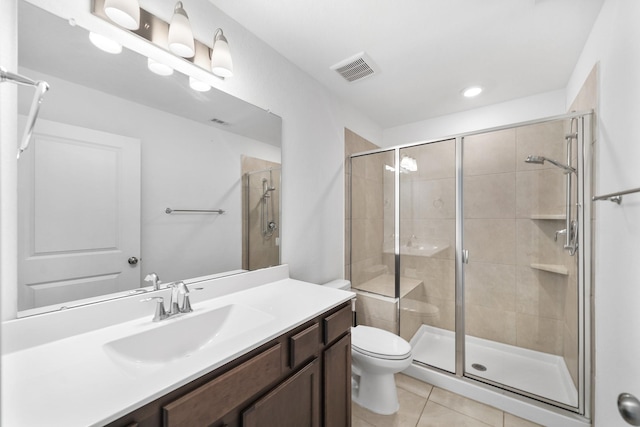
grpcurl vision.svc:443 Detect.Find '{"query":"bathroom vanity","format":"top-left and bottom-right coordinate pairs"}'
top-left (109, 302), bottom-right (352, 427)
top-left (2, 266), bottom-right (353, 427)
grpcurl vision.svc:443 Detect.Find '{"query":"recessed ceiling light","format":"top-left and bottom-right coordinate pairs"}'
top-left (462, 86), bottom-right (483, 98)
top-left (89, 32), bottom-right (122, 54)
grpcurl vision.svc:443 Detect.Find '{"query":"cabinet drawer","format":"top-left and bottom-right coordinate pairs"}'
top-left (163, 344), bottom-right (282, 427)
top-left (290, 323), bottom-right (320, 368)
top-left (323, 304), bottom-right (352, 345)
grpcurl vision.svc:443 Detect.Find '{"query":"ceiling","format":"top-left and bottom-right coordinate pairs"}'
top-left (209, 0), bottom-right (604, 129)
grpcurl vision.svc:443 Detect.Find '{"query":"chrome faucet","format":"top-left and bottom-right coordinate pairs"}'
top-left (141, 281), bottom-right (193, 322)
top-left (144, 272), bottom-right (161, 290)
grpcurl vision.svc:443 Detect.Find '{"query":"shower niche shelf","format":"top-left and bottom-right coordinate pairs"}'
top-left (530, 214), bottom-right (566, 220)
top-left (530, 263), bottom-right (569, 275)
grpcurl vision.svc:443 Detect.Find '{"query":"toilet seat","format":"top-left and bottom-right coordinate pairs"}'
top-left (351, 326), bottom-right (412, 360)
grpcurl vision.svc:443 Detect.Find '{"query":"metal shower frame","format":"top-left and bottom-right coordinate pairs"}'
top-left (348, 110), bottom-right (593, 419)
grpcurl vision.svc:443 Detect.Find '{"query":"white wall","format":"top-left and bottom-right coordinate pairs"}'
top-left (0, 0), bottom-right (17, 415)
top-left (0, 0), bottom-right (383, 321)
top-left (382, 89), bottom-right (566, 146)
top-left (566, 1), bottom-right (640, 425)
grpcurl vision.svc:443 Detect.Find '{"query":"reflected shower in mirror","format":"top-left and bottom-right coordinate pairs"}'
top-left (15, 1), bottom-right (282, 316)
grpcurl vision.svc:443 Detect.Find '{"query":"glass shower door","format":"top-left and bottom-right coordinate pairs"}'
top-left (349, 150), bottom-right (398, 331)
top-left (462, 119), bottom-right (580, 408)
top-left (398, 140), bottom-right (457, 373)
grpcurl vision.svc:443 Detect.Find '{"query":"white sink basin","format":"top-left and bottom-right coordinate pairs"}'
top-left (104, 304), bottom-right (274, 366)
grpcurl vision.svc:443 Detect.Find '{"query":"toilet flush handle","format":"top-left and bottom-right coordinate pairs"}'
top-left (462, 249), bottom-right (469, 264)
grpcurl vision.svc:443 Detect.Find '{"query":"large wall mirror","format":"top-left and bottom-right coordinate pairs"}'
top-left (15, 1), bottom-right (282, 317)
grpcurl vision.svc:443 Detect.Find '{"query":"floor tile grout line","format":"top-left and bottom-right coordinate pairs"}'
top-left (425, 400), bottom-right (498, 427)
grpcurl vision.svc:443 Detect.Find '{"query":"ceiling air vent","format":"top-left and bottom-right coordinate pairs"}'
top-left (210, 118), bottom-right (229, 125)
top-left (331, 52), bottom-right (379, 83)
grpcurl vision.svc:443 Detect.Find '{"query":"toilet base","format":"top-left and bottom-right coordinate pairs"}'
top-left (352, 372), bottom-right (400, 415)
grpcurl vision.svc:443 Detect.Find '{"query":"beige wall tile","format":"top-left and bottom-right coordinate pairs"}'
top-left (466, 304), bottom-right (517, 345)
top-left (401, 178), bottom-right (456, 220)
top-left (402, 140), bottom-right (456, 180)
top-left (355, 292), bottom-right (397, 321)
top-left (563, 323), bottom-right (579, 388)
top-left (463, 128), bottom-right (516, 176)
top-left (516, 313), bottom-right (564, 355)
top-left (464, 173), bottom-right (516, 219)
top-left (516, 266), bottom-right (567, 320)
top-left (465, 262), bottom-right (517, 311)
top-left (516, 219), bottom-right (570, 266)
top-left (516, 121), bottom-right (566, 173)
top-left (515, 169), bottom-right (565, 218)
top-left (465, 219), bottom-right (516, 264)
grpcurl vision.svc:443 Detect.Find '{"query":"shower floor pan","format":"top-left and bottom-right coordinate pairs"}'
top-left (410, 325), bottom-right (578, 407)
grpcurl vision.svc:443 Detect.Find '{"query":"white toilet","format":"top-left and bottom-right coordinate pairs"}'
top-left (323, 280), bottom-right (413, 415)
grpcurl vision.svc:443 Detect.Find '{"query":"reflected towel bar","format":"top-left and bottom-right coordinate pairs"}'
top-left (592, 187), bottom-right (640, 204)
top-left (165, 208), bottom-right (225, 214)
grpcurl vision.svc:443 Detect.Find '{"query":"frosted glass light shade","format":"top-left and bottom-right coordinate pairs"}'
top-left (89, 32), bottom-right (122, 54)
top-left (211, 30), bottom-right (233, 78)
top-left (168, 2), bottom-right (195, 58)
top-left (147, 58), bottom-right (173, 76)
top-left (104, 0), bottom-right (140, 30)
top-left (189, 76), bottom-right (210, 92)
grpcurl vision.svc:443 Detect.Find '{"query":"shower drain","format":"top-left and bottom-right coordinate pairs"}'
top-left (471, 363), bottom-right (487, 372)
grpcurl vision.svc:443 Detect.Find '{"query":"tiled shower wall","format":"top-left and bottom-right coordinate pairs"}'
top-left (345, 129), bottom-right (386, 286)
top-left (462, 122), bottom-right (572, 357)
top-left (241, 156), bottom-right (281, 271)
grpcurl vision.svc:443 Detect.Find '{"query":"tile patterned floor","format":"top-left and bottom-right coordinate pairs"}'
top-left (352, 374), bottom-right (544, 427)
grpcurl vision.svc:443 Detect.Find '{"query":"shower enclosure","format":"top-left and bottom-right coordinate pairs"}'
top-left (243, 166), bottom-right (281, 270)
top-left (348, 112), bottom-right (592, 417)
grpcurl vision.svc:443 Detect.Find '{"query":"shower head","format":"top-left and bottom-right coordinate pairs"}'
top-left (525, 155), bottom-right (576, 174)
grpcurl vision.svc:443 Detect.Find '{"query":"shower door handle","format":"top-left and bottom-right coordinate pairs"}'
top-left (462, 249), bottom-right (469, 264)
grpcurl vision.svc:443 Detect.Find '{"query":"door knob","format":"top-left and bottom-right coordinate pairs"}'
top-left (619, 393), bottom-right (640, 425)
top-left (128, 256), bottom-right (139, 265)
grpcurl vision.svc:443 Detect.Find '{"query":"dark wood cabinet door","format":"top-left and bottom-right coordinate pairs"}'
top-left (242, 359), bottom-right (321, 427)
top-left (324, 333), bottom-right (351, 427)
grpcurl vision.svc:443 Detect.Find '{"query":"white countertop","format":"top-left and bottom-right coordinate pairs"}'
top-left (2, 278), bottom-right (353, 426)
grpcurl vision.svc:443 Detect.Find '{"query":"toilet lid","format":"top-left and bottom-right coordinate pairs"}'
top-left (351, 326), bottom-right (412, 360)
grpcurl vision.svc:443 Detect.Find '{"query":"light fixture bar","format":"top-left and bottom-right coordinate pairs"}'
top-left (91, 0), bottom-right (225, 79)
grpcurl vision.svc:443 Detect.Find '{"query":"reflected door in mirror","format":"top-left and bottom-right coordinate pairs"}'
top-left (18, 119), bottom-right (141, 311)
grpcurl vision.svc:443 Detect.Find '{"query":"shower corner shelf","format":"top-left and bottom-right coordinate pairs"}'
top-left (530, 263), bottom-right (569, 275)
top-left (530, 214), bottom-right (566, 220)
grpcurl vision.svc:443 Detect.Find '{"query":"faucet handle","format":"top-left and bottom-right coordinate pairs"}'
top-left (555, 229), bottom-right (567, 242)
top-left (141, 296), bottom-right (168, 322)
top-left (144, 272), bottom-right (161, 290)
top-left (175, 282), bottom-right (194, 313)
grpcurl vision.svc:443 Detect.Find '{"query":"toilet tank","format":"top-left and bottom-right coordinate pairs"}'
top-left (322, 279), bottom-right (352, 291)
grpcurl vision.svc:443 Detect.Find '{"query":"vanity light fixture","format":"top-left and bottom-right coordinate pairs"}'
top-left (168, 1), bottom-right (195, 58)
top-left (462, 86), bottom-right (483, 98)
top-left (211, 29), bottom-right (233, 78)
top-left (189, 76), bottom-right (211, 92)
top-left (103, 0), bottom-right (140, 30)
top-left (93, 0), bottom-right (234, 80)
top-left (147, 58), bottom-right (174, 76)
top-left (89, 31), bottom-right (123, 54)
